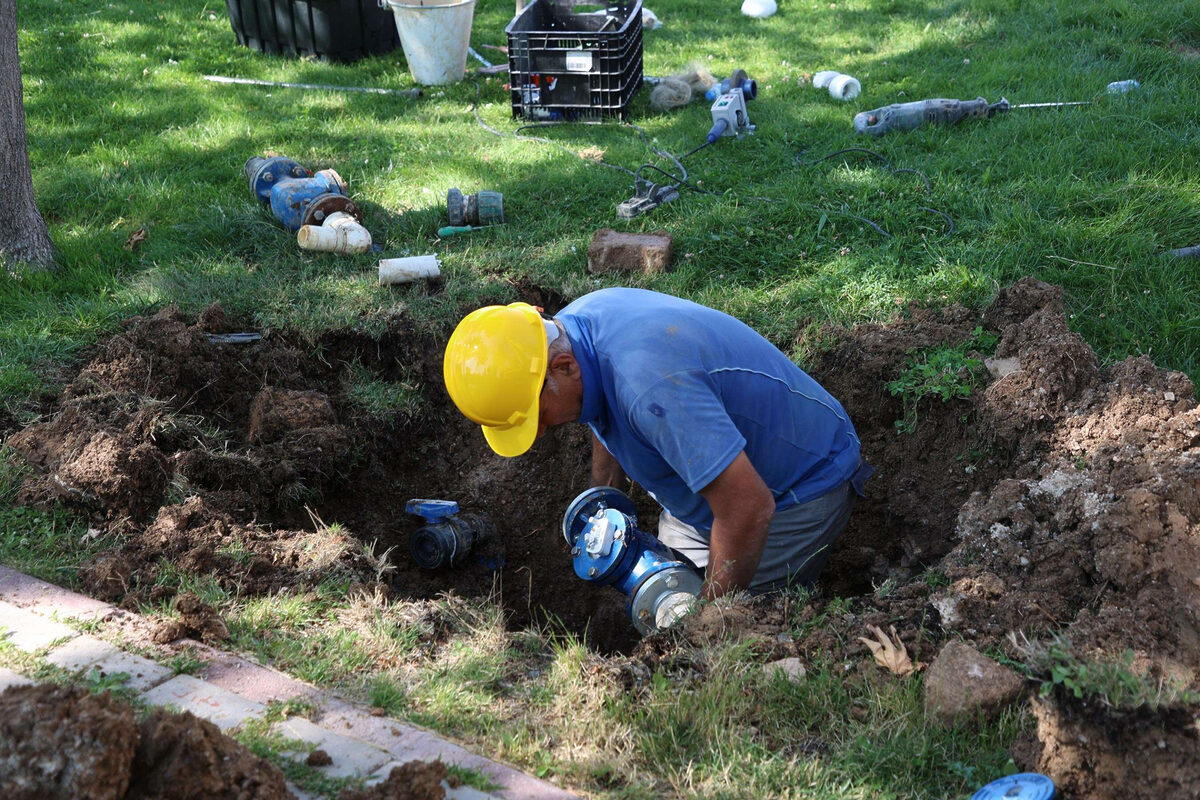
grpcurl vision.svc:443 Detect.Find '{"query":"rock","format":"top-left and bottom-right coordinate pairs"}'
top-left (923, 640), bottom-right (1024, 725)
top-left (587, 229), bottom-right (673, 274)
top-left (763, 657), bottom-right (806, 682)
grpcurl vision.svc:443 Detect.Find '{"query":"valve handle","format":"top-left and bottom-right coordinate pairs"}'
top-left (406, 498), bottom-right (459, 523)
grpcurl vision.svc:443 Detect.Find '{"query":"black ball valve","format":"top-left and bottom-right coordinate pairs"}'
top-left (405, 499), bottom-right (493, 570)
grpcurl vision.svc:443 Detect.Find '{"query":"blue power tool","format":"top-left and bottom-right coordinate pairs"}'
top-left (561, 487), bottom-right (701, 635)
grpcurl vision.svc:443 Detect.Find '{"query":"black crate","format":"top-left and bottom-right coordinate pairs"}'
top-left (506, 0), bottom-right (643, 121)
top-left (225, 0), bottom-right (399, 63)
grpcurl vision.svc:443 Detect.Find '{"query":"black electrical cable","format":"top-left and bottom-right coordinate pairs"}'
top-left (471, 81), bottom-right (924, 238)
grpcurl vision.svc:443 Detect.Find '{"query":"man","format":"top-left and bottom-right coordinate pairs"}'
top-left (443, 288), bottom-right (871, 600)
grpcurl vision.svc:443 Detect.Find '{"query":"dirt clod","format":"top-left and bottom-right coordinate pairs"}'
top-left (0, 684), bottom-right (290, 800)
top-left (339, 760), bottom-right (449, 800)
top-left (922, 640), bottom-right (1024, 725)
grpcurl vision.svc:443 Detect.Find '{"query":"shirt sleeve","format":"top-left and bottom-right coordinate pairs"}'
top-left (625, 370), bottom-right (747, 494)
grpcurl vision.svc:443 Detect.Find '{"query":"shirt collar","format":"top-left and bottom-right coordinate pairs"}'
top-left (558, 314), bottom-right (602, 426)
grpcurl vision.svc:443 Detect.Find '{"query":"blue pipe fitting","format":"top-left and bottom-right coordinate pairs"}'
top-left (705, 74), bottom-right (758, 103)
top-left (243, 156), bottom-right (360, 232)
top-left (406, 499), bottom-right (493, 570)
top-left (562, 487), bottom-right (702, 635)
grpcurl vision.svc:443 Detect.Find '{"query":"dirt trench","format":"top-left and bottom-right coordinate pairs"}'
top-left (4, 278), bottom-right (1200, 797)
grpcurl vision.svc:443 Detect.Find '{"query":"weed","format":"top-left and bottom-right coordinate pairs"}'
top-left (162, 648), bottom-right (206, 676)
top-left (1017, 634), bottom-right (1200, 710)
top-left (887, 327), bottom-right (999, 434)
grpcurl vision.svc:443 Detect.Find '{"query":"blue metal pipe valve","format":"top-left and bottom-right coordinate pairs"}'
top-left (561, 487), bottom-right (701, 635)
top-left (243, 155), bottom-right (362, 232)
top-left (406, 499), bottom-right (492, 570)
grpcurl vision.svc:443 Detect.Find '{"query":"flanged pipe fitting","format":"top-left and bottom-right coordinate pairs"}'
top-left (244, 156), bottom-right (362, 233)
top-left (562, 487), bottom-right (701, 635)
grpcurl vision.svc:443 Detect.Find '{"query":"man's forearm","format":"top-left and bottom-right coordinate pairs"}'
top-left (591, 432), bottom-right (626, 487)
top-left (703, 514), bottom-right (770, 599)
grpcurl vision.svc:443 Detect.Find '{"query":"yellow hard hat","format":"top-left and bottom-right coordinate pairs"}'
top-left (443, 302), bottom-right (547, 457)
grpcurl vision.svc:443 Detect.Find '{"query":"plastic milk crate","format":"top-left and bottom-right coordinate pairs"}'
top-left (505, 0), bottom-right (644, 121)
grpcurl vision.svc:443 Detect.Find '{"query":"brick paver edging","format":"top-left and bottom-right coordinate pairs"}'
top-left (0, 564), bottom-right (579, 800)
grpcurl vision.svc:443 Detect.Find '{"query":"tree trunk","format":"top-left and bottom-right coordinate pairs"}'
top-left (0, 0), bottom-right (54, 270)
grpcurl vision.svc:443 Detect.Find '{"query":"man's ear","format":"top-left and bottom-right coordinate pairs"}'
top-left (548, 352), bottom-right (578, 378)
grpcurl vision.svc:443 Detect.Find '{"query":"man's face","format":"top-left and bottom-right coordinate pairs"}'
top-left (536, 353), bottom-right (583, 438)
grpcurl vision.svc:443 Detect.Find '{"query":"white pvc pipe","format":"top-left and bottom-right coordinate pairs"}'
top-left (812, 71), bottom-right (861, 100)
top-left (297, 212), bottom-right (372, 254)
top-left (379, 255), bottom-right (442, 285)
top-left (828, 73), bottom-right (861, 100)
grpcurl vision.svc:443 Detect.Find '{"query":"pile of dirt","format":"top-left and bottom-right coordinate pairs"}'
top-left (0, 683), bottom-right (290, 799)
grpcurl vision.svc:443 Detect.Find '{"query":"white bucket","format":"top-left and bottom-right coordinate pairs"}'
top-left (383, 0), bottom-right (476, 86)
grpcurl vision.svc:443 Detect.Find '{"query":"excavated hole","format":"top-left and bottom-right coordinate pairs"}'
top-left (5, 279), bottom-right (1200, 798)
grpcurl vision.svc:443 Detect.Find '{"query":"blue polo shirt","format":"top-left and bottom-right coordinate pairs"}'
top-left (558, 288), bottom-right (863, 529)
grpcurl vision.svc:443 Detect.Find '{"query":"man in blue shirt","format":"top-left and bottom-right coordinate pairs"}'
top-left (443, 288), bottom-right (870, 599)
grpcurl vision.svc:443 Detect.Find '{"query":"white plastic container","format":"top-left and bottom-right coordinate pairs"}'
top-left (383, 0), bottom-right (476, 86)
top-left (379, 255), bottom-right (441, 284)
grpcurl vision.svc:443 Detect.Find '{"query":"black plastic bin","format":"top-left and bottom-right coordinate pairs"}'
top-left (225, 0), bottom-right (400, 63)
top-left (506, 0), bottom-right (643, 121)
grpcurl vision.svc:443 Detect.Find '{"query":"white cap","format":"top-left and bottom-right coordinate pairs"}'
top-left (543, 318), bottom-right (560, 347)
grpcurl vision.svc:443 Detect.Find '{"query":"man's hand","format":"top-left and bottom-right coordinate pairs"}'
top-left (591, 431), bottom-right (626, 487)
top-left (699, 452), bottom-right (774, 599)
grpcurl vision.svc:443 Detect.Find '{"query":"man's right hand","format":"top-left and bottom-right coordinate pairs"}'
top-left (591, 431), bottom-right (627, 487)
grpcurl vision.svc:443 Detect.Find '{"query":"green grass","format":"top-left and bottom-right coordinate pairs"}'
top-left (3, 0), bottom-right (1199, 419)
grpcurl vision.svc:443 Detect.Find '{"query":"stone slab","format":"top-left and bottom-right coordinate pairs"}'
top-left (141, 674), bottom-right (264, 731)
top-left (274, 717), bottom-right (392, 779)
top-left (199, 651), bottom-right (316, 705)
top-left (315, 701), bottom-right (578, 799)
top-left (0, 565), bottom-right (114, 620)
top-left (0, 666), bottom-right (33, 691)
top-left (46, 634), bottom-right (171, 691)
top-left (0, 599), bottom-right (78, 652)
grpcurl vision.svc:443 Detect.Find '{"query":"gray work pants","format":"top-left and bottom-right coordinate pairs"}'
top-left (657, 480), bottom-right (856, 594)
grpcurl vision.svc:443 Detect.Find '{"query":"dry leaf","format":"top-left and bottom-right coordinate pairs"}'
top-left (858, 624), bottom-right (917, 676)
top-left (579, 146), bottom-right (607, 161)
top-left (124, 227), bottom-right (147, 251)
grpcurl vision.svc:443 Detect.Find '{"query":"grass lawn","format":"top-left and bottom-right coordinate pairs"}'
top-left (3, 0), bottom-right (1200, 798)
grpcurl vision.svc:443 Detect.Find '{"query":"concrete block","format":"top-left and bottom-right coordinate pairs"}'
top-left (46, 635), bottom-right (171, 691)
top-left (199, 652), bottom-right (316, 704)
top-left (0, 667), bottom-right (34, 691)
top-left (0, 599), bottom-right (78, 652)
top-left (0, 565), bottom-right (114, 620)
top-left (315, 701), bottom-right (580, 799)
top-left (587, 229), bottom-right (673, 274)
top-left (273, 717), bottom-right (392, 779)
top-left (141, 674), bottom-right (264, 730)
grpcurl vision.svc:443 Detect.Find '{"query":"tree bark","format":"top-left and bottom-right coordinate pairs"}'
top-left (1, 0), bottom-right (54, 270)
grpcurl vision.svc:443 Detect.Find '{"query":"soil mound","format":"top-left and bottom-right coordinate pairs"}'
top-left (0, 684), bottom-right (289, 800)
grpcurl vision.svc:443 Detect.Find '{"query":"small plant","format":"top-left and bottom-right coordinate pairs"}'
top-left (163, 648), bottom-right (206, 676)
top-left (1018, 634), bottom-right (1200, 710)
top-left (886, 327), bottom-right (999, 434)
